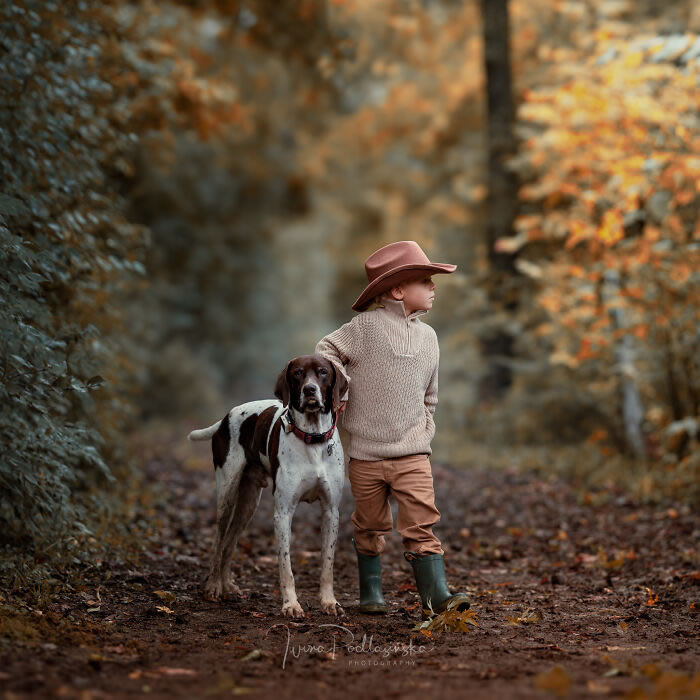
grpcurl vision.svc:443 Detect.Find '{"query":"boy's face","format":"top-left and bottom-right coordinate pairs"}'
top-left (389, 274), bottom-right (436, 314)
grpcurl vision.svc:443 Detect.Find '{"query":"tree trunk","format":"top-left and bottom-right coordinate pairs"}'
top-left (602, 268), bottom-right (647, 458)
top-left (480, 0), bottom-right (519, 280)
top-left (478, 0), bottom-right (520, 401)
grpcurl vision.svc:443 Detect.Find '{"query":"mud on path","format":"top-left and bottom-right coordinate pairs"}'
top-left (1, 425), bottom-right (698, 699)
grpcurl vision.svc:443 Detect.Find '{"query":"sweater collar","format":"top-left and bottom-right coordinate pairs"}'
top-left (375, 297), bottom-right (429, 321)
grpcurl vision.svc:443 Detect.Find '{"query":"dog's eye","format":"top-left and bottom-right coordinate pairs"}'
top-left (318, 368), bottom-right (327, 375)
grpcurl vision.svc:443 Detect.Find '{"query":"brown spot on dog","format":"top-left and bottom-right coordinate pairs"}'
top-left (268, 416), bottom-right (283, 494)
top-left (238, 406), bottom-right (277, 462)
top-left (238, 412), bottom-right (259, 460)
top-left (236, 405), bottom-right (279, 485)
top-left (212, 412), bottom-right (231, 469)
top-left (251, 406), bottom-right (278, 457)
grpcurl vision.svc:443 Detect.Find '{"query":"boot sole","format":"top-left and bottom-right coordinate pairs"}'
top-left (359, 605), bottom-right (388, 614)
top-left (421, 595), bottom-right (470, 620)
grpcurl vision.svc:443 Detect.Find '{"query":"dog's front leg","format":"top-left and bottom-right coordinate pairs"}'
top-left (274, 497), bottom-right (304, 618)
top-left (319, 501), bottom-right (343, 616)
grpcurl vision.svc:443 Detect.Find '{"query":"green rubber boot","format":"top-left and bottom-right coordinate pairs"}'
top-left (353, 537), bottom-right (388, 614)
top-left (404, 551), bottom-right (470, 620)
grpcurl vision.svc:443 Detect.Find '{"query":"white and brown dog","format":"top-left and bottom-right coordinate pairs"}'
top-left (187, 354), bottom-right (348, 618)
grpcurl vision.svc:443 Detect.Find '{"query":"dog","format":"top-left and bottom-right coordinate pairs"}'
top-left (187, 353), bottom-right (348, 618)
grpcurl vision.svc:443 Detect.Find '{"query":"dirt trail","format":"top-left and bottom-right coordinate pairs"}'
top-left (1, 427), bottom-right (698, 699)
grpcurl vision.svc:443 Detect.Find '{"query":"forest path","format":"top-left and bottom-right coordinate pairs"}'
top-left (1, 425), bottom-right (697, 699)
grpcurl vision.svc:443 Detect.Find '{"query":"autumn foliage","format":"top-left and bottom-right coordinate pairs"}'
top-left (492, 10), bottom-right (699, 499)
top-left (1, 0), bottom-right (698, 575)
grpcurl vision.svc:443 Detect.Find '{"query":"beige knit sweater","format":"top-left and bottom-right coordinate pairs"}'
top-left (314, 296), bottom-right (439, 461)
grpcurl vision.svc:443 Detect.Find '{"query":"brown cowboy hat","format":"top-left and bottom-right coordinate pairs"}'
top-left (351, 240), bottom-right (457, 312)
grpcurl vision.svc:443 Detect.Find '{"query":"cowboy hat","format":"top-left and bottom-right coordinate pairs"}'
top-left (351, 240), bottom-right (457, 312)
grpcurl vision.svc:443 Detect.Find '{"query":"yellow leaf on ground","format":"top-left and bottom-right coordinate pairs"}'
top-left (153, 590), bottom-right (176, 603)
top-left (535, 665), bottom-right (571, 697)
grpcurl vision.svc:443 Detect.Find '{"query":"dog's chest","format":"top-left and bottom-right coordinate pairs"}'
top-left (276, 432), bottom-right (344, 502)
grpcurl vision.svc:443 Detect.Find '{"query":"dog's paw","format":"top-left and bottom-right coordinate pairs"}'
top-left (203, 578), bottom-right (223, 601)
top-left (320, 599), bottom-right (345, 616)
top-left (222, 578), bottom-right (243, 598)
top-left (281, 600), bottom-right (305, 618)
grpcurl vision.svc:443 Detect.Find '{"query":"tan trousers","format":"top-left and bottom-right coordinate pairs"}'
top-left (348, 453), bottom-right (444, 557)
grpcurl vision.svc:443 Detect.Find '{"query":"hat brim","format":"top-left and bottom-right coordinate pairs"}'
top-left (351, 262), bottom-right (457, 312)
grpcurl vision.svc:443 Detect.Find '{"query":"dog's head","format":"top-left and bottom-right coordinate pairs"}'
top-left (274, 354), bottom-right (348, 415)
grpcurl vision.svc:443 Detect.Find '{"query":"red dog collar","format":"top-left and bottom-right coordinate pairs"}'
top-left (283, 404), bottom-right (344, 444)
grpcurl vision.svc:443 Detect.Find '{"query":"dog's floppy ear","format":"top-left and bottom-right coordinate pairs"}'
top-left (274, 361), bottom-right (291, 407)
top-left (330, 362), bottom-right (349, 413)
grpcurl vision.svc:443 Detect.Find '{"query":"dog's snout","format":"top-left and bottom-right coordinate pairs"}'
top-left (303, 383), bottom-right (318, 396)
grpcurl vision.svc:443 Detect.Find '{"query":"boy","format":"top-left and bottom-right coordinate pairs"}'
top-left (314, 240), bottom-right (470, 618)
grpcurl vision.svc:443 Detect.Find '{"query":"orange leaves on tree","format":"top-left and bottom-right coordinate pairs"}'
top-left (514, 29), bottom-right (698, 477)
top-left (596, 210), bottom-right (624, 247)
top-left (669, 263), bottom-right (692, 284)
top-left (631, 324), bottom-right (650, 340)
top-left (174, 74), bottom-right (246, 141)
top-left (564, 219), bottom-right (592, 249)
top-left (575, 337), bottom-right (597, 363)
top-left (622, 287), bottom-right (645, 300)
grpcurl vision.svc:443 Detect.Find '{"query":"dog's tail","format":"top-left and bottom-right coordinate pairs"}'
top-left (187, 419), bottom-right (223, 442)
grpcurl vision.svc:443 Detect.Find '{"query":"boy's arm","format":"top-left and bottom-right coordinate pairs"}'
top-left (425, 363), bottom-right (438, 417)
top-left (314, 316), bottom-right (363, 403)
top-left (424, 349), bottom-right (439, 438)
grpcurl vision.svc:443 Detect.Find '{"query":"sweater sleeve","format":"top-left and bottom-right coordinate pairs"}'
top-left (425, 330), bottom-right (439, 415)
top-left (314, 315), bottom-right (363, 402)
top-left (425, 362), bottom-right (438, 416)
top-left (424, 339), bottom-right (439, 440)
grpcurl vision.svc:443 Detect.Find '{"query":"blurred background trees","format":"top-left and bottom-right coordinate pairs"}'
top-left (1, 0), bottom-right (698, 572)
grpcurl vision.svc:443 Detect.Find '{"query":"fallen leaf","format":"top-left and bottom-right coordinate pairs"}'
top-left (506, 607), bottom-right (542, 625)
top-left (644, 587), bottom-right (659, 606)
top-left (240, 649), bottom-right (263, 662)
top-left (153, 590), bottom-right (176, 603)
top-left (154, 666), bottom-right (198, 677)
top-left (203, 675), bottom-right (257, 696)
top-left (586, 680), bottom-right (611, 694)
top-left (105, 645), bottom-right (127, 654)
top-left (410, 602), bottom-right (479, 634)
top-left (534, 666), bottom-right (571, 698)
top-left (519, 607), bottom-right (542, 624)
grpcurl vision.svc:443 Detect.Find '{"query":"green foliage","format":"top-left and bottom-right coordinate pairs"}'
top-left (0, 1), bottom-right (148, 556)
